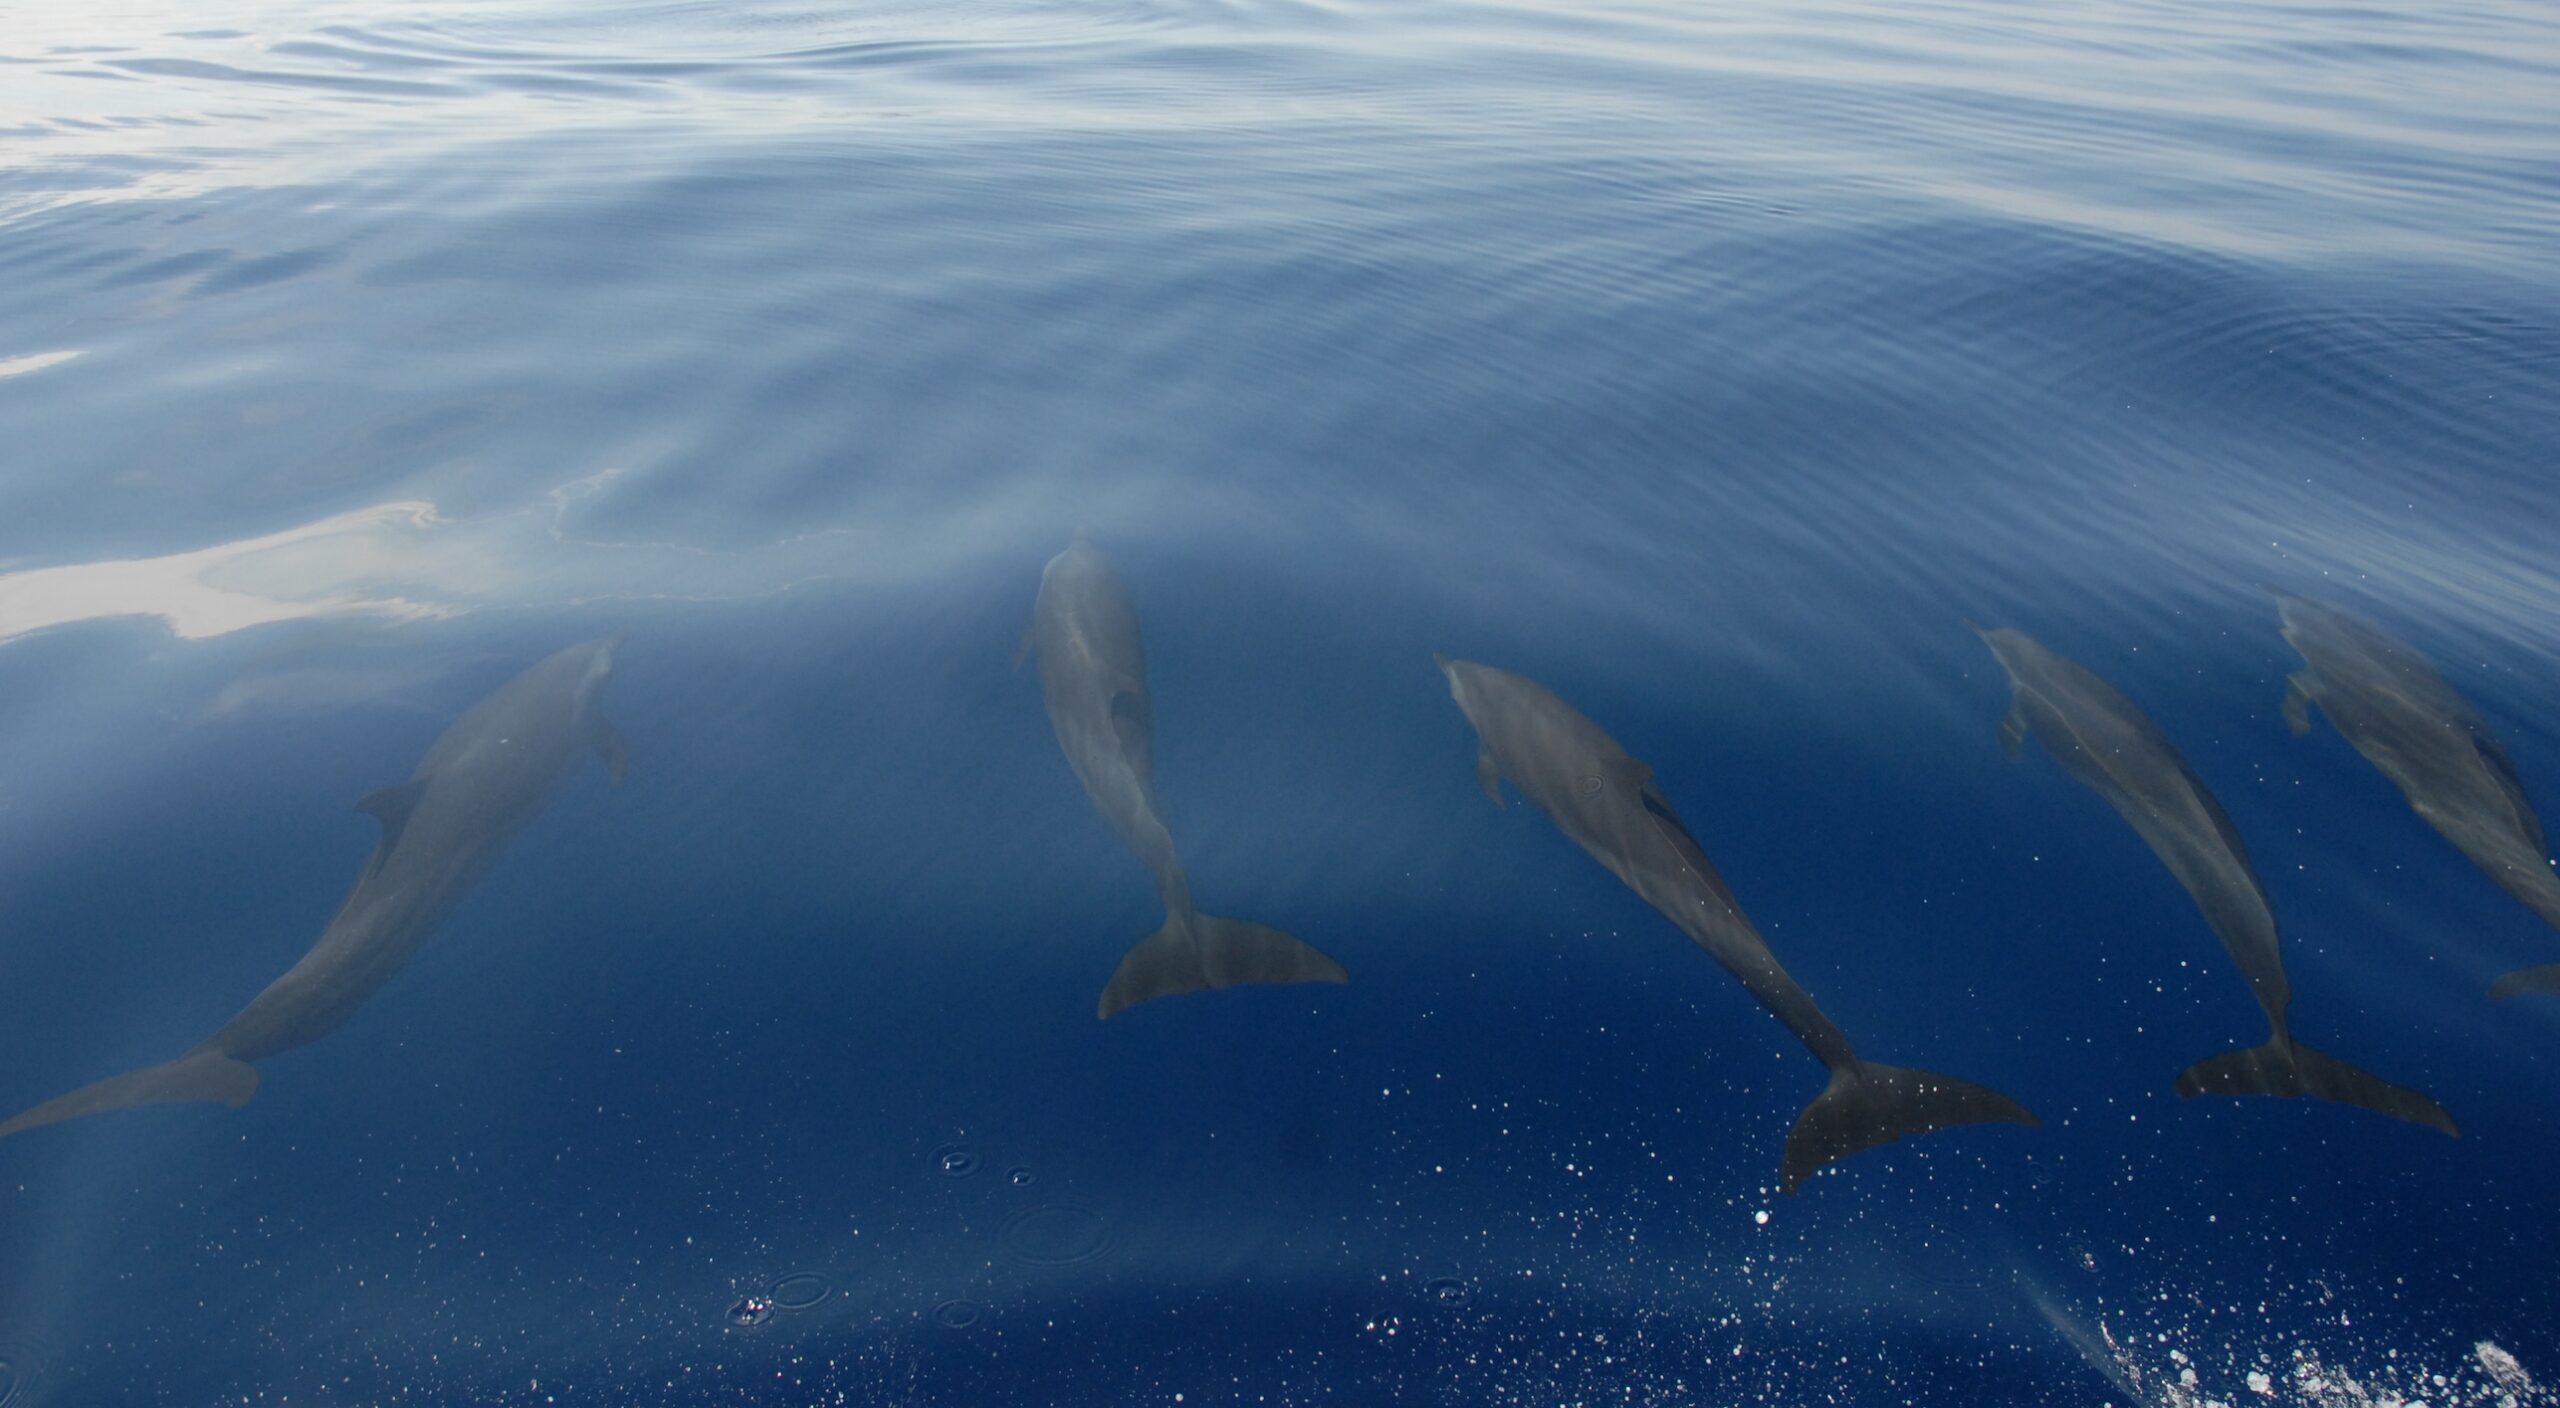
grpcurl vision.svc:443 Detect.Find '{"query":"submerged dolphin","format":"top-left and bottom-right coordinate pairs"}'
top-left (1975, 625), bottom-right (2455, 1135)
top-left (1434, 655), bottom-right (2036, 1193)
top-left (1028, 534), bottom-right (1345, 1018)
top-left (2277, 594), bottom-right (2560, 1000)
top-left (0, 637), bottom-right (627, 1142)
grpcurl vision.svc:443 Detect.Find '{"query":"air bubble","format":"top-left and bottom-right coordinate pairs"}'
top-left (932, 1298), bottom-right (983, 1330)
top-left (1424, 1276), bottom-right (1472, 1307)
top-left (1005, 1165), bottom-right (1036, 1187)
top-left (768, 1273), bottom-right (833, 1310)
top-left (726, 1296), bottom-right (774, 1328)
top-left (1000, 1203), bottom-right (1115, 1268)
top-left (932, 1143), bottom-right (982, 1178)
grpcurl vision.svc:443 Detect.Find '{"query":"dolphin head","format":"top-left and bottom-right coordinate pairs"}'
top-left (569, 632), bottom-right (622, 709)
top-left (1043, 530), bottom-right (1106, 583)
top-left (1967, 622), bottom-right (2028, 664)
top-left (1432, 652), bottom-right (1484, 723)
top-left (2270, 590), bottom-right (2316, 634)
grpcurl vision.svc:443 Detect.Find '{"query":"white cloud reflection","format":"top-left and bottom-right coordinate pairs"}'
top-left (0, 350), bottom-right (83, 379)
top-left (0, 499), bottom-right (450, 643)
top-left (0, 467), bottom-right (1064, 649)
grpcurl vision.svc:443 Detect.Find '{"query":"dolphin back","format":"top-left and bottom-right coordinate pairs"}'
top-left (0, 1047), bottom-right (260, 1142)
top-left (1780, 1060), bottom-right (2039, 1194)
top-left (1099, 912), bottom-right (1349, 1019)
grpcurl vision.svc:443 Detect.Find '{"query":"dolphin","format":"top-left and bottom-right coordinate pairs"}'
top-left (1434, 655), bottom-right (2036, 1193)
top-left (1974, 625), bottom-right (2455, 1135)
top-left (2276, 593), bottom-right (2560, 1000)
top-left (1028, 534), bottom-right (1345, 1018)
top-left (0, 636), bottom-right (628, 1142)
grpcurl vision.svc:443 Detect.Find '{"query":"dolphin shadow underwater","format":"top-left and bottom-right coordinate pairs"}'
top-left (0, 636), bottom-right (627, 1142)
top-left (1974, 625), bottom-right (2456, 1136)
top-left (2276, 593), bottom-right (2560, 1001)
top-left (1026, 533), bottom-right (1346, 1018)
top-left (1433, 655), bottom-right (2038, 1193)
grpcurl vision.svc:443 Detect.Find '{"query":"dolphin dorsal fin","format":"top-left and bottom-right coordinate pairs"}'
top-left (2470, 726), bottom-right (2547, 854)
top-left (1617, 761), bottom-right (1703, 854)
top-left (1109, 685), bottom-right (1153, 763)
top-left (1627, 770), bottom-right (1746, 915)
top-left (587, 712), bottom-right (630, 786)
top-left (354, 777), bottom-right (430, 854)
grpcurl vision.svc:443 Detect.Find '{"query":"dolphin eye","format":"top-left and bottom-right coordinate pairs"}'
top-left (1579, 774), bottom-right (1604, 796)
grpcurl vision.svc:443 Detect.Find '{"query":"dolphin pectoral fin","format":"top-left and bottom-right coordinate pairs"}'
top-left (1779, 1061), bottom-right (2038, 1194)
top-left (2489, 964), bottom-right (2560, 1000)
top-left (1097, 913), bottom-right (1347, 1019)
top-left (2175, 1038), bottom-right (2457, 1136)
top-left (0, 1048), bottom-right (259, 1142)
top-left (1997, 700), bottom-right (2029, 762)
top-left (355, 778), bottom-right (431, 850)
top-left (2281, 671), bottom-right (2316, 737)
top-left (1475, 747), bottom-right (1505, 808)
top-left (588, 712), bottom-right (630, 785)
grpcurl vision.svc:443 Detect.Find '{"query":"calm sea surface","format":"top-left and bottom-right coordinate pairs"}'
top-left (3, 0), bottom-right (2558, 1402)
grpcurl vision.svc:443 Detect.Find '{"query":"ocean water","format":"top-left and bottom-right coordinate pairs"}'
top-left (3, 0), bottom-right (2559, 1401)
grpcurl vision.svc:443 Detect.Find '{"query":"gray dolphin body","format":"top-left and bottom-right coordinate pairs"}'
top-left (2277, 594), bottom-right (2560, 1000)
top-left (1976, 626), bottom-right (2455, 1135)
top-left (0, 637), bottom-right (627, 1142)
top-left (1030, 535), bottom-right (1345, 1018)
top-left (1434, 655), bottom-right (2036, 1193)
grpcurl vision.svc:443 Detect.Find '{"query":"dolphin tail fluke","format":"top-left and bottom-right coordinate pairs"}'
top-left (1779, 1061), bottom-right (2038, 1194)
top-left (2489, 964), bottom-right (2560, 1001)
top-left (2175, 1038), bottom-right (2457, 1136)
top-left (0, 1048), bottom-right (259, 1141)
top-left (1097, 913), bottom-right (1348, 1019)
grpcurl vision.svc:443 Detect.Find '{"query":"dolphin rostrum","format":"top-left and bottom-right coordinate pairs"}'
top-left (1434, 655), bottom-right (2036, 1193)
top-left (1975, 625), bottom-right (2456, 1135)
top-left (1028, 534), bottom-right (1345, 1018)
top-left (2277, 593), bottom-right (2560, 1000)
top-left (0, 636), bottom-right (628, 1142)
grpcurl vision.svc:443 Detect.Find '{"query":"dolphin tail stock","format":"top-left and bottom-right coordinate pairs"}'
top-left (0, 1048), bottom-right (259, 1142)
top-left (2488, 964), bottom-right (2560, 1001)
top-left (2174, 1036), bottom-right (2457, 1136)
top-left (1779, 1060), bottom-right (2039, 1194)
top-left (1097, 912), bottom-right (1349, 1019)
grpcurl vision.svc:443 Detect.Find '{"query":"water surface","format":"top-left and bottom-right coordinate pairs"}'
top-left (3, 0), bottom-right (2558, 1402)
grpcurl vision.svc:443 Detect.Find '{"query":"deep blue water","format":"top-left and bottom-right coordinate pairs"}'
top-left (4, 0), bottom-right (2559, 1402)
